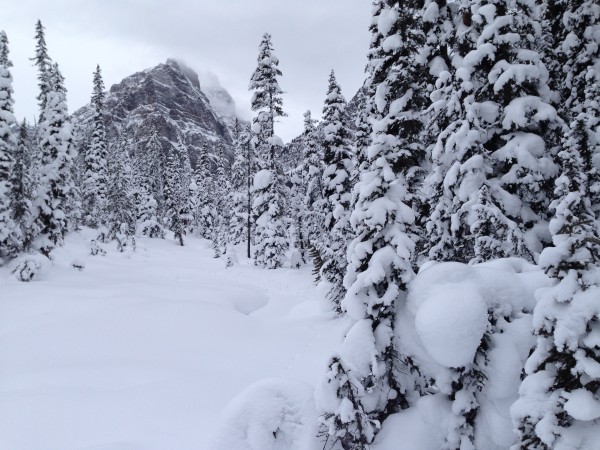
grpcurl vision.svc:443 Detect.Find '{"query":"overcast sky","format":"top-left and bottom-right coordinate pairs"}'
top-left (3, 0), bottom-right (372, 142)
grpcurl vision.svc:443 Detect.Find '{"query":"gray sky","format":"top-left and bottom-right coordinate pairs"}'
top-left (3, 0), bottom-right (372, 142)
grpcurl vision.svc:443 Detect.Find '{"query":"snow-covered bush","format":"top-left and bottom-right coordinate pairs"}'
top-left (392, 259), bottom-right (551, 449)
top-left (210, 378), bottom-right (319, 450)
top-left (10, 253), bottom-right (49, 282)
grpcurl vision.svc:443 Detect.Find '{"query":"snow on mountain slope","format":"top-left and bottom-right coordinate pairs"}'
top-left (0, 230), bottom-right (348, 450)
top-left (72, 59), bottom-right (239, 168)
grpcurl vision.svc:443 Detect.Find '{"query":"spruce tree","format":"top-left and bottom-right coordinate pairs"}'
top-left (476, 0), bottom-right (560, 258)
top-left (9, 122), bottom-right (36, 252)
top-left (512, 119), bottom-right (600, 449)
top-left (31, 20), bottom-right (52, 125)
top-left (249, 32), bottom-right (288, 269)
top-left (229, 120), bottom-right (251, 246)
top-left (319, 71), bottom-right (354, 308)
top-left (132, 155), bottom-right (163, 239)
top-left (214, 143), bottom-right (231, 255)
top-left (557, 0), bottom-right (600, 219)
top-left (106, 133), bottom-right (135, 246)
top-left (0, 30), bottom-right (17, 261)
top-left (164, 147), bottom-right (186, 246)
top-left (299, 111), bottom-right (325, 268)
top-left (193, 142), bottom-right (216, 240)
top-left (82, 65), bottom-right (109, 228)
top-left (140, 127), bottom-right (166, 218)
top-left (34, 62), bottom-right (76, 257)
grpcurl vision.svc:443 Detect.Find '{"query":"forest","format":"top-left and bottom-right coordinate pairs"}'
top-left (1, 1), bottom-right (599, 449)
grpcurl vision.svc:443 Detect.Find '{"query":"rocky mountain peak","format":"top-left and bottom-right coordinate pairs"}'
top-left (73, 59), bottom-right (240, 168)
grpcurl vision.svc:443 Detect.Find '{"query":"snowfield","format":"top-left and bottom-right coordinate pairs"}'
top-left (0, 229), bottom-right (349, 450)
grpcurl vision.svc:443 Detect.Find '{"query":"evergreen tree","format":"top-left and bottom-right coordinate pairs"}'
top-left (319, 71), bottom-right (354, 309)
top-left (557, 0), bottom-right (600, 219)
top-left (31, 20), bottom-right (52, 125)
top-left (249, 32), bottom-right (288, 269)
top-left (133, 157), bottom-right (163, 239)
top-left (512, 119), bottom-right (600, 449)
top-left (193, 142), bottom-right (216, 240)
top-left (0, 30), bottom-right (17, 261)
top-left (82, 65), bottom-right (109, 227)
top-left (214, 143), bottom-right (231, 255)
top-left (34, 62), bottom-right (76, 257)
top-left (9, 122), bottom-right (36, 252)
top-left (106, 133), bottom-right (135, 246)
top-left (141, 127), bottom-right (166, 218)
top-left (300, 111), bottom-right (324, 264)
top-left (476, 0), bottom-right (560, 257)
top-left (164, 147), bottom-right (187, 246)
top-left (229, 120), bottom-right (251, 246)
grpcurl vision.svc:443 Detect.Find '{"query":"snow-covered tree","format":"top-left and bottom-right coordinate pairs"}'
top-left (140, 127), bottom-right (166, 217)
top-left (9, 121), bottom-right (36, 252)
top-left (193, 142), bottom-right (216, 240)
top-left (319, 71), bottom-right (354, 308)
top-left (31, 20), bottom-right (52, 125)
top-left (34, 62), bottom-right (76, 257)
top-left (299, 111), bottom-right (325, 276)
top-left (133, 159), bottom-right (163, 239)
top-left (164, 145), bottom-right (188, 246)
top-left (82, 65), bottom-right (109, 228)
top-left (213, 143), bottom-right (231, 255)
top-left (228, 120), bottom-right (252, 248)
top-left (478, 0), bottom-right (560, 257)
top-left (512, 118), bottom-right (600, 450)
top-left (249, 32), bottom-right (288, 269)
top-left (106, 133), bottom-right (135, 244)
top-left (556, 0), bottom-right (600, 219)
top-left (318, 2), bottom-right (432, 445)
top-left (0, 30), bottom-right (17, 261)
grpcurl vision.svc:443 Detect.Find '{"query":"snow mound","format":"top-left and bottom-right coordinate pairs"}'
top-left (210, 378), bottom-right (319, 450)
top-left (372, 395), bottom-right (451, 450)
top-left (414, 284), bottom-right (488, 368)
top-left (222, 285), bottom-right (269, 315)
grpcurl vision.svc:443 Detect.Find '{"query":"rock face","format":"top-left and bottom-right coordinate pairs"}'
top-left (73, 59), bottom-right (238, 167)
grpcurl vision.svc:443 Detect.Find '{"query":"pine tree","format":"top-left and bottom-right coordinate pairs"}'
top-left (556, 0), bottom-right (600, 219)
top-left (164, 147), bottom-right (187, 246)
top-left (193, 142), bottom-right (216, 240)
top-left (299, 112), bottom-right (325, 279)
top-left (82, 65), bottom-right (109, 228)
top-left (214, 143), bottom-right (231, 255)
top-left (229, 120), bottom-right (251, 246)
top-left (31, 20), bottom-right (52, 125)
top-left (249, 32), bottom-right (288, 269)
top-left (0, 30), bottom-right (17, 261)
top-left (133, 155), bottom-right (163, 239)
top-left (34, 62), bottom-right (76, 257)
top-left (512, 119), bottom-right (600, 449)
top-left (140, 127), bottom-right (166, 218)
top-left (106, 133), bottom-right (135, 246)
top-left (476, 0), bottom-right (560, 257)
top-left (319, 71), bottom-right (354, 309)
top-left (9, 122), bottom-right (36, 252)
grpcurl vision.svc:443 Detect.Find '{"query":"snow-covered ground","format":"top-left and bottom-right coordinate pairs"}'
top-left (0, 230), bottom-right (349, 450)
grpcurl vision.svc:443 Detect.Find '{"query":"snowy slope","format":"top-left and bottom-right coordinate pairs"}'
top-left (0, 230), bottom-right (349, 450)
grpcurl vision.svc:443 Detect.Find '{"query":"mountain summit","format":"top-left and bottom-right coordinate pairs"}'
top-left (73, 59), bottom-right (238, 166)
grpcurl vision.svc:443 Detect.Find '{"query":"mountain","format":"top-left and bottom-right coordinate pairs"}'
top-left (72, 59), bottom-right (240, 167)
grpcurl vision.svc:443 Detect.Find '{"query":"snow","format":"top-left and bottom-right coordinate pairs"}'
top-left (563, 389), bottom-right (600, 421)
top-left (414, 284), bottom-right (488, 368)
top-left (0, 228), bottom-right (348, 450)
top-left (210, 378), bottom-right (319, 450)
